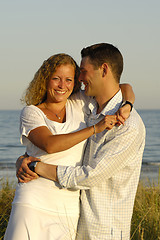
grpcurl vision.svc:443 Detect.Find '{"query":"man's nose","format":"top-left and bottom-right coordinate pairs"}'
top-left (78, 73), bottom-right (83, 83)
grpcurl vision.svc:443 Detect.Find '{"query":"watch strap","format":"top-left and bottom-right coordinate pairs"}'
top-left (28, 161), bottom-right (38, 172)
top-left (123, 101), bottom-right (133, 112)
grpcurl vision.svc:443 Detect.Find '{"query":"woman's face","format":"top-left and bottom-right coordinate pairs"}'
top-left (47, 64), bottom-right (75, 103)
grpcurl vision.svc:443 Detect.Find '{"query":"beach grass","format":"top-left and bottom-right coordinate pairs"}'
top-left (0, 177), bottom-right (159, 240)
top-left (130, 177), bottom-right (160, 240)
top-left (0, 178), bottom-right (15, 239)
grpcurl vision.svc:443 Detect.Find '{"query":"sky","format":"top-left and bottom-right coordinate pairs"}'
top-left (0, 0), bottom-right (160, 110)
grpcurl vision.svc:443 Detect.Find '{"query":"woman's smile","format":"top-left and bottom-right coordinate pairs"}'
top-left (47, 64), bottom-right (75, 103)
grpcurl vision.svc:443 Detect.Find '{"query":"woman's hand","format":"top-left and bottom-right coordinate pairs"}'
top-left (94, 115), bottom-right (120, 134)
top-left (116, 103), bottom-right (131, 122)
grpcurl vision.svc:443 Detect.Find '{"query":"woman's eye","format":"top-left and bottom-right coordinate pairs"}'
top-left (66, 79), bottom-right (72, 82)
top-left (52, 77), bottom-right (59, 81)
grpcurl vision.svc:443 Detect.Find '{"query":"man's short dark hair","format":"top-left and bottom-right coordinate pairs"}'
top-left (81, 43), bottom-right (123, 83)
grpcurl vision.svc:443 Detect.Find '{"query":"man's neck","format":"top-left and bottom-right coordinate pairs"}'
top-left (96, 86), bottom-right (120, 114)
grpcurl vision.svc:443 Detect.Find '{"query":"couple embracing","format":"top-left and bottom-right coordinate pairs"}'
top-left (5, 43), bottom-right (145, 240)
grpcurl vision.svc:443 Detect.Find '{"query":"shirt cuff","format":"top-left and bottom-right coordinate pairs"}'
top-left (57, 165), bottom-right (76, 189)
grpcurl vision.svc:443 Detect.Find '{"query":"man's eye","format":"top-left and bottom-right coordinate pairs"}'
top-left (80, 70), bottom-right (86, 74)
top-left (66, 79), bottom-right (72, 82)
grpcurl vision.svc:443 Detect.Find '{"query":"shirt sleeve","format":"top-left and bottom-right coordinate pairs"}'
top-left (57, 120), bottom-right (145, 190)
top-left (20, 105), bottom-right (48, 145)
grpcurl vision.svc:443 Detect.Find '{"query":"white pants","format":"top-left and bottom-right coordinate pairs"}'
top-left (4, 204), bottom-right (79, 240)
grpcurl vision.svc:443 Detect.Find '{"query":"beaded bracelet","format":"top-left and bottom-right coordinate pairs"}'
top-left (93, 125), bottom-right (96, 138)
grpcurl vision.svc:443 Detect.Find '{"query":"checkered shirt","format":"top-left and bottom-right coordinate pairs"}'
top-left (58, 90), bottom-right (146, 240)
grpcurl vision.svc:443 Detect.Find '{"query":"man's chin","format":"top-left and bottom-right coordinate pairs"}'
top-left (85, 89), bottom-right (94, 97)
top-left (85, 92), bottom-right (91, 96)
top-left (84, 88), bottom-right (90, 96)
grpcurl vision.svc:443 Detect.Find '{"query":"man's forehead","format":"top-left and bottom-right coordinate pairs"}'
top-left (80, 56), bottom-right (92, 69)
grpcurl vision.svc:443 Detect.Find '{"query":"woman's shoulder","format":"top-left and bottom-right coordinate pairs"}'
top-left (69, 91), bottom-right (90, 104)
top-left (20, 105), bottom-right (44, 118)
top-left (67, 91), bottom-right (92, 115)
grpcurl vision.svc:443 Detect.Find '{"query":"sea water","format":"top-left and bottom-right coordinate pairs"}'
top-left (0, 109), bottom-right (160, 183)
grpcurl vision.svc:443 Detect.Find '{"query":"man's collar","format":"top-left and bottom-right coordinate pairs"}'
top-left (88, 89), bottom-right (123, 116)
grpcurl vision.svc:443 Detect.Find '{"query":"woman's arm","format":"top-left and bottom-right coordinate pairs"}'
top-left (118, 83), bottom-right (135, 121)
top-left (120, 83), bottom-right (135, 104)
top-left (28, 115), bottom-right (119, 154)
top-left (28, 84), bottom-right (135, 154)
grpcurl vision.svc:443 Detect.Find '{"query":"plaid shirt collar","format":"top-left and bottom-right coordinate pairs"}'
top-left (88, 89), bottom-right (123, 117)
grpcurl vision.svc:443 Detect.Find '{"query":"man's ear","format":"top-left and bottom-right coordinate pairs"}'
top-left (101, 63), bottom-right (108, 77)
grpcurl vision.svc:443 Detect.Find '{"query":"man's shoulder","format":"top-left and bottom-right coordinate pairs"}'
top-left (117, 108), bottom-right (146, 137)
top-left (127, 109), bottom-right (144, 127)
top-left (105, 109), bottom-right (145, 138)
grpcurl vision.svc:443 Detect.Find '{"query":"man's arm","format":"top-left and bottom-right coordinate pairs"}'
top-left (34, 117), bottom-right (145, 189)
top-left (56, 119), bottom-right (145, 190)
top-left (35, 162), bottom-right (58, 182)
top-left (17, 114), bottom-right (119, 182)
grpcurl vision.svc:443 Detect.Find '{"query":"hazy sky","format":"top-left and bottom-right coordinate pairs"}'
top-left (0, 0), bottom-right (159, 110)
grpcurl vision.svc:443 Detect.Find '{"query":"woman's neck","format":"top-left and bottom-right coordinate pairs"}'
top-left (38, 100), bottom-right (67, 123)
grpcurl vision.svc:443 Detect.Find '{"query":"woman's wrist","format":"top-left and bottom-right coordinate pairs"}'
top-left (93, 125), bottom-right (96, 136)
top-left (89, 125), bottom-right (96, 136)
top-left (122, 101), bottom-right (133, 112)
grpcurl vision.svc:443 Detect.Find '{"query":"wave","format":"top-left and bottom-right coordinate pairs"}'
top-left (0, 145), bottom-right (24, 148)
top-left (0, 162), bottom-right (15, 169)
top-left (142, 161), bottom-right (160, 166)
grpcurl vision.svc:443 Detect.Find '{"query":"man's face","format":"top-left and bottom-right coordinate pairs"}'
top-left (79, 57), bottom-right (102, 97)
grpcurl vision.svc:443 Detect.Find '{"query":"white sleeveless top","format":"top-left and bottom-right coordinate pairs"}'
top-left (13, 92), bottom-right (89, 216)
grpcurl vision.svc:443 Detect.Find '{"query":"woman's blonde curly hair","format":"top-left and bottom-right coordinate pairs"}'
top-left (22, 54), bottom-right (81, 106)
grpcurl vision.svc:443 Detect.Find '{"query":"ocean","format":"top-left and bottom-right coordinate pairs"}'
top-left (0, 109), bottom-right (160, 184)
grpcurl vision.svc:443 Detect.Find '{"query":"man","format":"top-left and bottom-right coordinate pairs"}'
top-left (17, 43), bottom-right (145, 239)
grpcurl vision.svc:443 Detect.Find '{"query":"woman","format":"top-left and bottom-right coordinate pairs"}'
top-left (4, 54), bottom-right (134, 240)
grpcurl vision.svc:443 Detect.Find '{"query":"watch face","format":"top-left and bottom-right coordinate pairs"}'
top-left (29, 162), bottom-right (37, 172)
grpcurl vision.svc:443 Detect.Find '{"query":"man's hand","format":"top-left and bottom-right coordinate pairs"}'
top-left (16, 153), bottom-right (40, 183)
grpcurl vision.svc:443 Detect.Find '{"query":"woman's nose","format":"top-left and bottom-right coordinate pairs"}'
top-left (58, 80), bottom-right (65, 88)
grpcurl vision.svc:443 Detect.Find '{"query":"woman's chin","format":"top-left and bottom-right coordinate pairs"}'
top-left (52, 97), bottom-right (67, 104)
